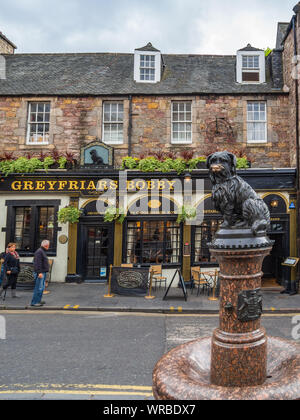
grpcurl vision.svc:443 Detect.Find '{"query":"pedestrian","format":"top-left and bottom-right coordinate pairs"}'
top-left (0, 243), bottom-right (20, 299)
top-left (0, 248), bottom-right (8, 286)
top-left (31, 240), bottom-right (50, 307)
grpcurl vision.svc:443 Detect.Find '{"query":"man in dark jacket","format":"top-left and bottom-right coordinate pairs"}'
top-left (31, 240), bottom-right (50, 307)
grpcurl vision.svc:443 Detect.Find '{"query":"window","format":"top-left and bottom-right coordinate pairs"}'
top-left (171, 102), bottom-right (192, 144)
top-left (242, 55), bottom-right (260, 82)
top-left (140, 55), bottom-right (155, 81)
top-left (103, 102), bottom-right (124, 145)
top-left (124, 220), bottom-right (181, 265)
top-left (27, 102), bottom-right (50, 145)
top-left (6, 201), bottom-right (60, 255)
top-left (193, 219), bottom-right (223, 264)
top-left (247, 102), bottom-right (267, 143)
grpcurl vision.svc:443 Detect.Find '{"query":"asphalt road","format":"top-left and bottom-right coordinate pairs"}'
top-left (0, 311), bottom-right (299, 400)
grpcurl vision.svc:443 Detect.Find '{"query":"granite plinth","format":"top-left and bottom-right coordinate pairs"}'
top-left (152, 336), bottom-right (300, 400)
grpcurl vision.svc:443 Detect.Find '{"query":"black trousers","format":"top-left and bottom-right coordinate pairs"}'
top-left (3, 274), bottom-right (18, 290)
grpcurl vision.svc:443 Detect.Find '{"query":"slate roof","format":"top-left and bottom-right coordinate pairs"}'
top-left (135, 42), bottom-right (160, 52)
top-left (0, 51), bottom-right (283, 96)
top-left (238, 44), bottom-right (263, 52)
top-left (276, 23), bottom-right (290, 49)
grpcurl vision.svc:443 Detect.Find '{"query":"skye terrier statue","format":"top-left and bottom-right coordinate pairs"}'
top-left (207, 151), bottom-right (270, 235)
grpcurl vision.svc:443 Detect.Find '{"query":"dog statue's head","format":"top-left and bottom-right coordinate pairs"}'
top-left (206, 151), bottom-right (237, 184)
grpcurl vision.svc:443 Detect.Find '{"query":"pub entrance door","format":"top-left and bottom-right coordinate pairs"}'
top-left (262, 218), bottom-right (289, 287)
top-left (77, 220), bottom-right (114, 282)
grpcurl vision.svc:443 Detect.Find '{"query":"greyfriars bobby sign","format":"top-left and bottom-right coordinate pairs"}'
top-left (80, 140), bottom-right (114, 168)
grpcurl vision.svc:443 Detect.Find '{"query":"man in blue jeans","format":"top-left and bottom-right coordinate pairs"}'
top-left (31, 240), bottom-right (50, 307)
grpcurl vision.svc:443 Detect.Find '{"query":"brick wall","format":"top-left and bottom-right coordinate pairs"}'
top-left (0, 93), bottom-right (292, 168)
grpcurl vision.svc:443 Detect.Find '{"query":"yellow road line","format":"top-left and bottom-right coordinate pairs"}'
top-left (0, 390), bottom-right (153, 397)
top-left (0, 384), bottom-right (152, 391)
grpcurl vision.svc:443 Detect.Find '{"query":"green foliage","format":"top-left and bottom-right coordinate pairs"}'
top-left (176, 205), bottom-right (197, 224)
top-left (121, 156), bottom-right (139, 170)
top-left (265, 47), bottom-right (272, 57)
top-left (43, 156), bottom-right (55, 170)
top-left (187, 157), bottom-right (207, 169)
top-left (57, 206), bottom-right (82, 224)
top-left (121, 155), bottom-right (250, 174)
top-left (236, 157), bottom-right (249, 169)
top-left (58, 156), bottom-right (67, 169)
top-left (104, 206), bottom-right (126, 224)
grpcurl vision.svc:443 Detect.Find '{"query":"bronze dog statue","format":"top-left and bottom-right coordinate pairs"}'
top-left (207, 151), bottom-right (270, 235)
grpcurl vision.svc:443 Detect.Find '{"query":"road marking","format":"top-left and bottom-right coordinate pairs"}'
top-left (0, 383), bottom-right (153, 397)
top-left (0, 390), bottom-right (153, 397)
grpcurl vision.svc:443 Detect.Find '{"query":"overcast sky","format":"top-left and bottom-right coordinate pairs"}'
top-left (0, 0), bottom-right (298, 55)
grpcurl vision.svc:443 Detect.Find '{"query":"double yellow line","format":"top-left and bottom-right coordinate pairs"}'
top-left (0, 383), bottom-right (153, 398)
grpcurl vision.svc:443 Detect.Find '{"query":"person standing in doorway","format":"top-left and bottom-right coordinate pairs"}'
top-left (31, 240), bottom-right (50, 307)
top-left (0, 243), bottom-right (20, 299)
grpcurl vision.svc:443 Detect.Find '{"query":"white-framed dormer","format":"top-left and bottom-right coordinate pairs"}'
top-left (134, 42), bottom-right (161, 83)
top-left (236, 44), bottom-right (266, 84)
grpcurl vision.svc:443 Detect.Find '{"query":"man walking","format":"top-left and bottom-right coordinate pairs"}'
top-left (31, 240), bottom-right (50, 307)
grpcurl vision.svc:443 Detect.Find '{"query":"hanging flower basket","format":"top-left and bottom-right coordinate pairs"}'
top-left (57, 206), bottom-right (82, 224)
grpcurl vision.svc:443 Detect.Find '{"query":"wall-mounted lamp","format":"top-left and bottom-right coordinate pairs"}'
top-left (184, 173), bottom-right (192, 183)
top-left (270, 199), bottom-right (279, 208)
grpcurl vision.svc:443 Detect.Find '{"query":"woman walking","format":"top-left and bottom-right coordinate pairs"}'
top-left (0, 243), bottom-right (20, 299)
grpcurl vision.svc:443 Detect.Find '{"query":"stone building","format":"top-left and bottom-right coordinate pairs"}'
top-left (0, 17), bottom-right (297, 291)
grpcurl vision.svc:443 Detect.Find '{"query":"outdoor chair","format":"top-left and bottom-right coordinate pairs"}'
top-left (150, 265), bottom-right (167, 290)
top-left (191, 266), bottom-right (210, 296)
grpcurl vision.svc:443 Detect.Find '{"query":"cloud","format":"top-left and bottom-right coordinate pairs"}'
top-left (0, 0), bottom-right (297, 54)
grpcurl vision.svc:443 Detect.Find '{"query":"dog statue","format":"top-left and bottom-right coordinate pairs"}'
top-left (207, 151), bottom-right (270, 235)
top-left (90, 149), bottom-right (104, 166)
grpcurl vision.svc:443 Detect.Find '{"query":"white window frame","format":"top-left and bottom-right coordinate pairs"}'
top-left (236, 50), bottom-right (265, 84)
top-left (171, 102), bottom-right (192, 145)
top-left (26, 102), bottom-right (50, 145)
top-left (102, 101), bottom-right (124, 145)
top-left (247, 101), bottom-right (267, 144)
top-left (134, 50), bottom-right (161, 83)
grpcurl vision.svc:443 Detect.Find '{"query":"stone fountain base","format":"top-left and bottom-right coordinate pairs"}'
top-left (153, 336), bottom-right (300, 400)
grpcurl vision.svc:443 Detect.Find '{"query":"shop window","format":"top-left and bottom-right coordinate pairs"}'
top-left (124, 220), bottom-right (181, 265)
top-left (26, 102), bottom-right (51, 145)
top-left (6, 200), bottom-right (60, 255)
top-left (193, 219), bottom-right (223, 264)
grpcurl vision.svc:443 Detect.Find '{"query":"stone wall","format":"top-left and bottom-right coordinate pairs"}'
top-left (282, 27), bottom-right (297, 168)
top-left (0, 37), bottom-right (14, 54)
top-left (131, 95), bottom-right (291, 168)
top-left (0, 93), bottom-right (292, 168)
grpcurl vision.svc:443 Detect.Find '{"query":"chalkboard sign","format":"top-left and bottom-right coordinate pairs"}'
top-left (163, 269), bottom-right (188, 301)
top-left (110, 267), bottom-right (150, 296)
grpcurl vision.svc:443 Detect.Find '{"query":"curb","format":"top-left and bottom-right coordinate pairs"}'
top-left (0, 305), bottom-right (299, 315)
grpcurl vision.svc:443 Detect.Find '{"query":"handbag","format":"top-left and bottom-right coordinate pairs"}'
top-left (9, 267), bottom-right (19, 275)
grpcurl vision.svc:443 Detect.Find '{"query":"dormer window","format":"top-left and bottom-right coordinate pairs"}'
top-left (237, 44), bottom-right (265, 84)
top-left (134, 43), bottom-right (161, 83)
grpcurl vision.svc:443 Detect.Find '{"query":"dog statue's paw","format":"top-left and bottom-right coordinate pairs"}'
top-left (251, 220), bottom-right (268, 236)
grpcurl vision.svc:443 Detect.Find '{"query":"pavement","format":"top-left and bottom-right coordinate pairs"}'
top-left (0, 282), bottom-right (299, 313)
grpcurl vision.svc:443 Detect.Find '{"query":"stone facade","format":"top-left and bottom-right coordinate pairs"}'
top-left (0, 34), bottom-right (15, 54)
top-left (0, 93), bottom-right (291, 168)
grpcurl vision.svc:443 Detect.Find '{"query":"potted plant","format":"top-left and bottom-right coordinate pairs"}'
top-left (176, 205), bottom-right (197, 224)
top-left (104, 206), bottom-right (126, 224)
top-left (57, 206), bottom-right (82, 224)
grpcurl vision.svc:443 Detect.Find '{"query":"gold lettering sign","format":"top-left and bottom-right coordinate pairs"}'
top-left (9, 178), bottom-right (180, 193)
